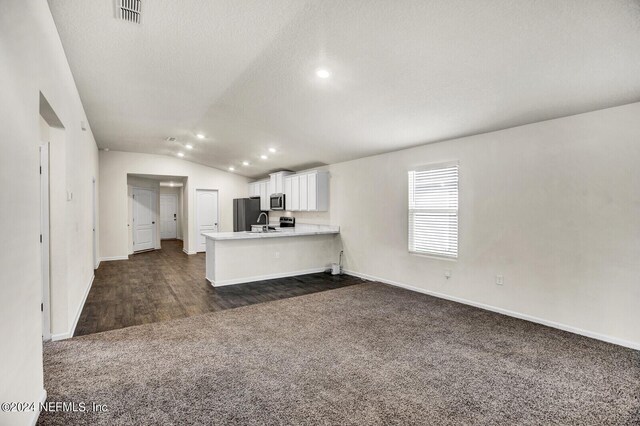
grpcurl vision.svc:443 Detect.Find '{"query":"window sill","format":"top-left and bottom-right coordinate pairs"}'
top-left (409, 251), bottom-right (458, 262)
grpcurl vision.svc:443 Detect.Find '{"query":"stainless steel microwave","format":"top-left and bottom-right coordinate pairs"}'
top-left (270, 193), bottom-right (285, 210)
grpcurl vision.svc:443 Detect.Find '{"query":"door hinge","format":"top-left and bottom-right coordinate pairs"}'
top-left (39, 166), bottom-right (42, 175)
top-left (41, 303), bottom-right (43, 312)
top-left (40, 234), bottom-right (42, 243)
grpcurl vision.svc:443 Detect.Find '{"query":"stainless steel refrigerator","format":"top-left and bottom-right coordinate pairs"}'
top-left (233, 198), bottom-right (265, 231)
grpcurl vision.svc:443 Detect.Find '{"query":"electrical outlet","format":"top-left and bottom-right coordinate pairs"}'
top-left (274, 251), bottom-right (280, 259)
top-left (495, 275), bottom-right (504, 286)
top-left (444, 269), bottom-right (452, 280)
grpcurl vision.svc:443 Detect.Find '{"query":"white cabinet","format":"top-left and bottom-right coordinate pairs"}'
top-left (299, 174), bottom-right (308, 210)
top-left (284, 176), bottom-right (293, 210)
top-left (307, 172), bottom-right (317, 211)
top-left (308, 171), bottom-right (329, 211)
top-left (269, 171), bottom-right (292, 194)
top-left (259, 181), bottom-right (269, 210)
top-left (290, 175), bottom-right (300, 211)
top-left (282, 170), bottom-right (329, 212)
top-left (248, 179), bottom-right (271, 210)
top-left (248, 182), bottom-right (261, 198)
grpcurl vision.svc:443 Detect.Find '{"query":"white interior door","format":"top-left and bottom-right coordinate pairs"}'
top-left (132, 188), bottom-right (156, 251)
top-left (160, 194), bottom-right (177, 239)
top-left (196, 189), bottom-right (218, 252)
top-left (40, 144), bottom-right (51, 341)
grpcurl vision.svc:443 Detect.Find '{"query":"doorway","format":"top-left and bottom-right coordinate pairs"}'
top-left (195, 189), bottom-right (218, 252)
top-left (160, 194), bottom-right (178, 239)
top-left (40, 143), bottom-right (51, 341)
top-left (132, 187), bottom-right (157, 252)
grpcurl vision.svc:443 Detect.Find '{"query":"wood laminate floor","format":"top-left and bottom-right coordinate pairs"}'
top-left (75, 239), bottom-right (361, 336)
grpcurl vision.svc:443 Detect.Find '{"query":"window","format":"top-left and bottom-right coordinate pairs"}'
top-left (408, 162), bottom-right (458, 258)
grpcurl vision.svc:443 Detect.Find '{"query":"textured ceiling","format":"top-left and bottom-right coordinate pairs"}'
top-left (49, 0), bottom-right (640, 178)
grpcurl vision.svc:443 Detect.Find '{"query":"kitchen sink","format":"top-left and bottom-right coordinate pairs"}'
top-left (247, 226), bottom-right (281, 233)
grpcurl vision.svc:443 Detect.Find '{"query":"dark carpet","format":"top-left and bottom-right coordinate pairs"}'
top-left (39, 283), bottom-right (640, 425)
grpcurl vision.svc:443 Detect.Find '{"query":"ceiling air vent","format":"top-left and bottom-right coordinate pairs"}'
top-left (117, 0), bottom-right (141, 24)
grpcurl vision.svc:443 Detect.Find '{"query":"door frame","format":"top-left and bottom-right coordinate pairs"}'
top-left (131, 186), bottom-right (158, 252)
top-left (160, 193), bottom-right (178, 240)
top-left (40, 143), bottom-right (51, 341)
top-left (92, 177), bottom-right (98, 269)
top-left (195, 188), bottom-right (219, 253)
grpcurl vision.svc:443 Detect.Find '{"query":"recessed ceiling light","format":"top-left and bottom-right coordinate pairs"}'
top-left (260, 155), bottom-right (268, 160)
top-left (177, 152), bottom-right (184, 157)
top-left (268, 147), bottom-right (276, 153)
top-left (242, 161), bottom-right (250, 166)
top-left (316, 68), bottom-right (331, 79)
top-left (196, 133), bottom-right (205, 139)
top-left (228, 166), bottom-right (235, 171)
top-left (185, 144), bottom-right (193, 150)
top-left (104, 148), bottom-right (110, 152)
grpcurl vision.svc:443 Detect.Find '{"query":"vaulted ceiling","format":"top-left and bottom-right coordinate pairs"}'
top-left (48, 0), bottom-right (640, 177)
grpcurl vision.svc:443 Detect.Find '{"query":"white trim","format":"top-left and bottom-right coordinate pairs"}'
top-left (182, 248), bottom-right (196, 255)
top-left (51, 274), bottom-right (94, 341)
top-left (100, 255), bottom-right (129, 262)
top-left (92, 177), bottom-right (98, 271)
top-left (208, 267), bottom-right (326, 287)
top-left (343, 269), bottom-right (640, 351)
top-left (40, 143), bottom-right (51, 341)
top-left (28, 388), bottom-right (47, 426)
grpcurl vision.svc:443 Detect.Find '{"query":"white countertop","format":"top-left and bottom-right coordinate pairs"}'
top-left (202, 224), bottom-right (340, 241)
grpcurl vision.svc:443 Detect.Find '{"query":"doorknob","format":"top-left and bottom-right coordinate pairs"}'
top-left (152, 221), bottom-right (155, 224)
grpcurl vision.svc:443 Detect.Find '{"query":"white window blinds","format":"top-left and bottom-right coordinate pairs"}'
top-left (408, 163), bottom-right (458, 258)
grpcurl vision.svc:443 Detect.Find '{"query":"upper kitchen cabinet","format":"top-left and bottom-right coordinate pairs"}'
top-left (248, 179), bottom-right (270, 210)
top-left (259, 180), bottom-right (270, 210)
top-left (269, 171), bottom-right (293, 195)
top-left (284, 170), bottom-right (329, 212)
top-left (248, 181), bottom-right (261, 198)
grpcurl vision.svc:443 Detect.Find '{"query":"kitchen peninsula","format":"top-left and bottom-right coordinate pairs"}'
top-left (203, 223), bottom-right (340, 286)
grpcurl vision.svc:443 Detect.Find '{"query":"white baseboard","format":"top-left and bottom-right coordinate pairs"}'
top-left (100, 255), bottom-right (128, 262)
top-left (94, 260), bottom-right (101, 269)
top-left (344, 269), bottom-right (640, 351)
top-left (28, 388), bottom-right (47, 426)
top-left (183, 248), bottom-right (196, 255)
top-left (51, 274), bottom-right (94, 341)
top-left (209, 267), bottom-right (327, 287)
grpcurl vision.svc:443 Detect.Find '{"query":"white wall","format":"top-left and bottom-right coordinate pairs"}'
top-left (326, 102), bottom-right (640, 349)
top-left (100, 151), bottom-right (249, 258)
top-left (0, 1), bottom-right (99, 424)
